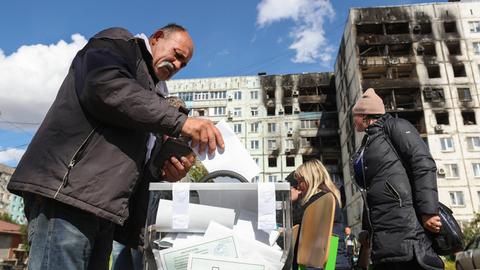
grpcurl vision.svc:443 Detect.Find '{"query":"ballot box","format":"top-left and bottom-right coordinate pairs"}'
top-left (143, 182), bottom-right (293, 270)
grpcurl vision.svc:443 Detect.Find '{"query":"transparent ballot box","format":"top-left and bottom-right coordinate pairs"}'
top-left (143, 182), bottom-right (293, 270)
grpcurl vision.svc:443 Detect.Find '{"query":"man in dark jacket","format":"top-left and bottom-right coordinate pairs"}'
top-left (7, 24), bottom-right (224, 270)
top-left (351, 89), bottom-right (443, 270)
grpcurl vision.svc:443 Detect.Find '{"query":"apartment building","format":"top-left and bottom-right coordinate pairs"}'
top-left (0, 164), bottom-right (25, 224)
top-left (166, 73), bottom-right (343, 184)
top-left (335, 1), bottom-right (480, 228)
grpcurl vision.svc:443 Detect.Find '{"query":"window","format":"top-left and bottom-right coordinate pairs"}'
top-left (473, 42), bottom-right (480, 55)
top-left (233, 123), bottom-right (242, 134)
top-left (286, 156), bottom-right (295, 167)
top-left (233, 107), bottom-right (242, 117)
top-left (469, 21), bottom-right (480, 33)
top-left (446, 41), bottom-right (461, 56)
top-left (440, 137), bottom-right (454, 152)
top-left (435, 112), bottom-right (449, 125)
top-left (452, 64), bottom-right (466, 77)
top-left (285, 122), bottom-right (293, 133)
top-left (178, 92), bottom-right (193, 101)
top-left (445, 164), bottom-right (459, 178)
top-left (458, 88), bottom-right (473, 102)
top-left (462, 111), bottom-right (477, 125)
top-left (210, 91), bottom-right (226, 100)
top-left (250, 140), bottom-right (259, 150)
top-left (467, 137), bottom-right (480, 151)
top-left (472, 163), bottom-right (480, 177)
top-left (193, 92), bottom-right (209, 100)
top-left (449, 191), bottom-right (465, 206)
top-left (253, 176), bottom-right (260, 182)
top-left (268, 157), bottom-right (277, 168)
top-left (250, 91), bottom-right (258, 99)
top-left (251, 107), bottom-right (258, 117)
top-left (250, 122), bottom-right (259, 133)
top-left (267, 139), bottom-right (277, 150)
top-left (253, 158), bottom-right (259, 165)
top-left (418, 42), bottom-right (436, 56)
top-left (444, 21), bottom-right (457, 33)
top-left (268, 175), bottom-right (278, 182)
top-left (267, 123), bottom-right (276, 133)
top-left (426, 65), bottom-right (441, 78)
top-left (285, 139), bottom-right (294, 150)
top-left (212, 107), bottom-right (226, 115)
top-left (233, 91), bottom-right (242, 100)
top-left (301, 120), bottom-right (318, 129)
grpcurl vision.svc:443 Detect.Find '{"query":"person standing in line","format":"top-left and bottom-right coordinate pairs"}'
top-left (351, 88), bottom-right (443, 270)
top-left (344, 226), bottom-right (359, 269)
top-left (8, 24), bottom-right (223, 270)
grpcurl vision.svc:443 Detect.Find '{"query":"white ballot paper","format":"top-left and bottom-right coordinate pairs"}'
top-left (193, 120), bottom-right (260, 182)
top-left (158, 234), bottom-right (240, 270)
top-left (156, 200), bottom-right (235, 232)
top-left (187, 254), bottom-right (266, 270)
top-left (172, 183), bottom-right (190, 229)
top-left (257, 183), bottom-right (276, 230)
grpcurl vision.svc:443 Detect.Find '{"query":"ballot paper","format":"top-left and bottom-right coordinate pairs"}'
top-left (156, 199), bottom-right (235, 232)
top-left (172, 183), bottom-right (190, 229)
top-left (158, 234), bottom-right (240, 270)
top-left (258, 183), bottom-right (276, 231)
top-left (192, 120), bottom-right (260, 182)
top-left (187, 254), bottom-right (266, 270)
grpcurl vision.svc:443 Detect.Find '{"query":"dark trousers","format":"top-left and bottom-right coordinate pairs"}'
top-left (24, 194), bottom-right (115, 270)
top-left (374, 259), bottom-right (426, 270)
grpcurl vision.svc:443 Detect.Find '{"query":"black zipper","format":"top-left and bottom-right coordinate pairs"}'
top-left (385, 181), bottom-right (403, 207)
top-left (54, 127), bottom-right (97, 199)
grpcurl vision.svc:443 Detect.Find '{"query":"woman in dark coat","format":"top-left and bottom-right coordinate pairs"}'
top-left (291, 159), bottom-right (351, 270)
top-left (351, 88), bottom-right (444, 270)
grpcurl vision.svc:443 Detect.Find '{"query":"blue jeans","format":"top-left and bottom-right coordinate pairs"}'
top-left (24, 194), bottom-right (114, 270)
top-left (111, 241), bottom-right (143, 270)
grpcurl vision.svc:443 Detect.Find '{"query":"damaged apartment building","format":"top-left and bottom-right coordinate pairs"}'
top-left (335, 1), bottom-right (480, 228)
top-left (166, 73), bottom-right (343, 184)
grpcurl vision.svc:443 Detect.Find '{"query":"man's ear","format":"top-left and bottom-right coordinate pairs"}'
top-left (151, 30), bottom-right (165, 43)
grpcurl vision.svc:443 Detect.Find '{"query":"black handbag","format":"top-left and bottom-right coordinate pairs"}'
top-left (430, 202), bottom-right (464, 255)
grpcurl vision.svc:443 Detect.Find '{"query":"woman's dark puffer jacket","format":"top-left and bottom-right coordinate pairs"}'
top-left (356, 114), bottom-right (443, 269)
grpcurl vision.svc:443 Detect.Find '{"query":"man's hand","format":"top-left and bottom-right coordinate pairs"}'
top-left (181, 118), bottom-right (224, 155)
top-left (162, 154), bottom-right (195, 182)
top-left (422, 214), bottom-right (442, 233)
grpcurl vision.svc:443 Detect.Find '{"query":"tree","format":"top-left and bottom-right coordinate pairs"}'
top-left (0, 212), bottom-right (15, 223)
top-left (462, 213), bottom-right (480, 246)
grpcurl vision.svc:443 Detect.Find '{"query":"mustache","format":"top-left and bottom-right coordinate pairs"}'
top-left (156, 61), bottom-right (174, 71)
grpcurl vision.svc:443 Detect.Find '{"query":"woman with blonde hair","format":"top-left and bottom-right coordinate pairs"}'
top-left (291, 159), bottom-right (350, 270)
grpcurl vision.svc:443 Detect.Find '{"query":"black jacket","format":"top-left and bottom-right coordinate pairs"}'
top-left (8, 28), bottom-right (187, 245)
top-left (355, 114), bottom-right (443, 269)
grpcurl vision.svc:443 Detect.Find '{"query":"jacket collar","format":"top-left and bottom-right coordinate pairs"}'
top-left (365, 113), bottom-right (392, 135)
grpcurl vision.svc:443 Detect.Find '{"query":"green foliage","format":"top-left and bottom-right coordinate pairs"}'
top-left (462, 212), bottom-right (480, 246)
top-left (0, 212), bottom-right (15, 223)
top-left (443, 258), bottom-right (455, 270)
top-left (188, 160), bottom-right (209, 182)
top-left (0, 212), bottom-right (29, 252)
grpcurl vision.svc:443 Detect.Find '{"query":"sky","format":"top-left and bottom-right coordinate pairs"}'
top-left (0, 0), bottom-right (446, 167)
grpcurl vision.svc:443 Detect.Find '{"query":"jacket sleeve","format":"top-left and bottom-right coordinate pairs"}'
top-left (386, 118), bottom-right (439, 215)
top-left (75, 45), bottom-right (187, 137)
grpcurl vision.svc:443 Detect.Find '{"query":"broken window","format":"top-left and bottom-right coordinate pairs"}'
top-left (286, 156), bottom-right (295, 167)
top-left (444, 21), bottom-right (457, 33)
top-left (300, 103), bottom-right (321, 112)
top-left (385, 22), bottom-right (410, 35)
top-left (267, 107), bottom-right (275, 116)
top-left (283, 88), bottom-right (292, 97)
top-left (266, 89), bottom-right (275, 99)
top-left (462, 111), bottom-right (477, 125)
top-left (268, 157), bottom-right (277, 167)
top-left (452, 64), bottom-right (466, 77)
top-left (446, 41), bottom-right (461, 56)
top-left (359, 45), bottom-right (385, 57)
top-left (426, 65), bottom-right (441, 78)
top-left (458, 88), bottom-right (473, 102)
top-left (424, 88), bottom-right (445, 102)
top-left (356, 23), bottom-right (383, 35)
top-left (417, 43), bottom-right (436, 56)
top-left (284, 105), bottom-right (292, 115)
top-left (413, 23), bottom-right (432, 34)
top-left (435, 112), bottom-right (450, 125)
top-left (389, 43), bottom-right (412, 56)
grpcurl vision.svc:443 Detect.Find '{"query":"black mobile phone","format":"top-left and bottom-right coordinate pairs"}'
top-left (149, 137), bottom-right (193, 174)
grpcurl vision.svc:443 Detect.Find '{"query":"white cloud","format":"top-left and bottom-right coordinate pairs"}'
top-left (256, 0), bottom-right (335, 63)
top-left (217, 49), bottom-right (230, 56)
top-left (0, 34), bottom-right (87, 131)
top-left (0, 147), bottom-right (25, 164)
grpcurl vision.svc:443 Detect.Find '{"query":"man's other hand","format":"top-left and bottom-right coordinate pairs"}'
top-left (162, 154), bottom-right (195, 182)
top-left (422, 214), bottom-right (442, 233)
top-left (181, 118), bottom-right (225, 155)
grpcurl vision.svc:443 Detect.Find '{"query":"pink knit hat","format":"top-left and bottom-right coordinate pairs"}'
top-left (352, 88), bottom-right (385, 115)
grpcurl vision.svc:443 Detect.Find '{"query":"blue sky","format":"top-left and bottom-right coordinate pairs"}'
top-left (0, 0), bottom-right (445, 167)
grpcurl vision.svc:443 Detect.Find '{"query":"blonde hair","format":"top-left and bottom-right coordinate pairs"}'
top-left (295, 159), bottom-right (342, 207)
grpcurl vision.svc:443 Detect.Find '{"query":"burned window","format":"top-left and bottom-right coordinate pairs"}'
top-left (426, 65), bottom-right (441, 78)
top-left (284, 105), bottom-right (292, 115)
top-left (424, 88), bottom-right (445, 102)
top-left (385, 22), bottom-right (410, 35)
top-left (389, 43), bottom-right (412, 56)
top-left (359, 45), bottom-right (385, 57)
top-left (446, 41), bottom-right (461, 56)
top-left (444, 21), bottom-right (457, 33)
top-left (268, 157), bottom-right (277, 167)
top-left (435, 112), bottom-right (450, 125)
top-left (356, 23), bottom-right (383, 35)
top-left (286, 156), bottom-right (295, 167)
top-left (417, 43), bottom-right (436, 56)
top-left (458, 88), bottom-right (472, 102)
top-left (452, 64), bottom-right (466, 77)
top-left (267, 107), bottom-right (275, 116)
top-left (462, 111), bottom-right (477, 125)
top-left (413, 23), bottom-right (432, 35)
